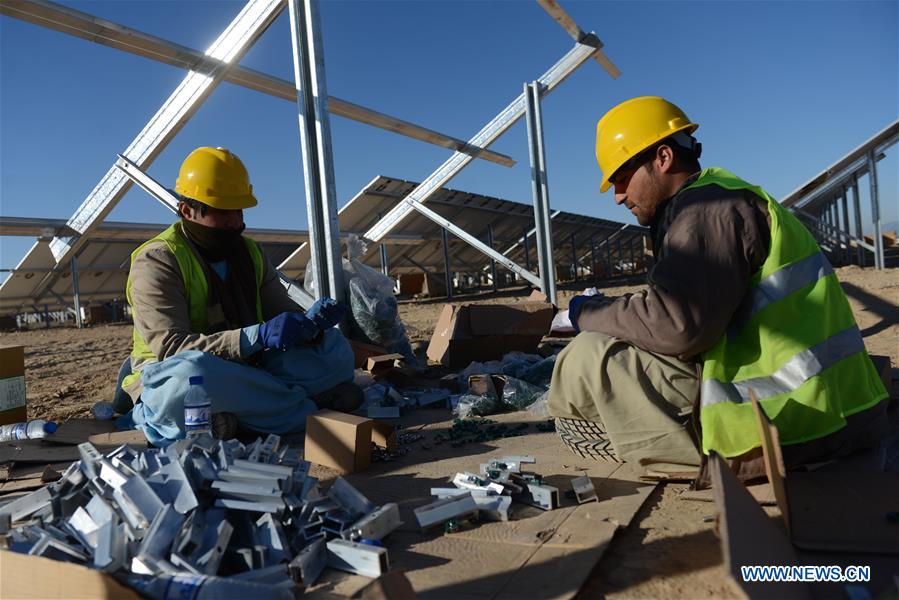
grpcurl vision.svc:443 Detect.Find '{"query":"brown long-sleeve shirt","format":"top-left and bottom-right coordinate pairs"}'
top-left (576, 172), bottom-right (771, 359)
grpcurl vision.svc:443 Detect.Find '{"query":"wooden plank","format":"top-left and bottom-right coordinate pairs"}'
top-left (46, 418), bottom-right (116, 445)
top-left (748, 389), bottom-right (791, 533)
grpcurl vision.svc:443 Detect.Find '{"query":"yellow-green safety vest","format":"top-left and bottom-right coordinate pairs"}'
top-left (691, 168), bottom-right (887, 457)
top-left (123, 223), bottom-right (265, 388)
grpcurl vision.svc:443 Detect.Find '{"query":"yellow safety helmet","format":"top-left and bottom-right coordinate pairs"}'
top-left (175, 147), bottom-right (257, 209)
top-left (595, 96), bottom-right (699, 193)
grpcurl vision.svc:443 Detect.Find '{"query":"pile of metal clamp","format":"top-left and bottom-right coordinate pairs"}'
top-left (0, 433), bottom-right (402, 597)
top-left (414, 455), bottom-right (563, 531)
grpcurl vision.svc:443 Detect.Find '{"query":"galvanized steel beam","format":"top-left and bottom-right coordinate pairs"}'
top-left (34, 0), bottom-right (285, 301)
top-left (289, 0), bottom-right (343, 302)
top-left (525, 81), bottom-right (558, 303)
top-left (0, 0), bottom-right (513, 167)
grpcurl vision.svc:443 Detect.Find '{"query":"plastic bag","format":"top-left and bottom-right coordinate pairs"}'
top-left (526, 390), bottom-right (551, 417)
top-left (453, 392), bottom-right (502, 419)
top-left (519, 355), bottom-right (556, 387)
top-left (501, 376), bottom-right (546, 410)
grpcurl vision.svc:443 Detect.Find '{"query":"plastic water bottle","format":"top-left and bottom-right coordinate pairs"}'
top-left (0, 419), bottom-right (58, 442)
top-left (183, 375), bottom-right (211, 438)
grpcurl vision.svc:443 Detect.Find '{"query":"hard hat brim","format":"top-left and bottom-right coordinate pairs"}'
top-left (598, 122), bottom-right (698, 194)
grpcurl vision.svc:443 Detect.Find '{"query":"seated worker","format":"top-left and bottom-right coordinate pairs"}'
top-left (549, 97), bottom-right (889, 480)
top-left (120, 146), bottom-right (357, 446)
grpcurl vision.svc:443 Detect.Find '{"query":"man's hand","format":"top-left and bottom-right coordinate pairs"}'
top-left (305, 297), bottom-right (347, 331)
top-left (259, 311), bottom-right (320, 349)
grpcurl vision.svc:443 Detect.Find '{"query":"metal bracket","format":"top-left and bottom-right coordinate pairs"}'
top-left (326, 539), bottom-right (389, 578)
top-left (570, 476), bottom-right (598, 504)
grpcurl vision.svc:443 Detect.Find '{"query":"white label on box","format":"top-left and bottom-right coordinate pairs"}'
top-left (0, 376), bottom-right (26, 411)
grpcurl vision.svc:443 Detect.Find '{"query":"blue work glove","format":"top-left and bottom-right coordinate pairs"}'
top-left (305, 297), bottom-right (347, 331)
top-left (258, 311), bottom-right (320, 350)
top-left (567, 295), bottom-right (591, 332)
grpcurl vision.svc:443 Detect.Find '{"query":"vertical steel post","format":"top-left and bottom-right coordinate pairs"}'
top-left (605, 238), bottom-right (612, 279)
top-left (615, 238), bottom-right (622, 277)
top-left (590, 235), bottom-right (597, 277)
top-left (570, 232), bottom-right (578, 282)
top-left (524, 81), bottom-right (557, 304)
top-left (71, 257), bottom-right (83, 329)
top-left (377, 212), bottom-right (389, 277)
top-left (851, 175), bottom-right (864, 266)
top-left (442, 227), bottom-right (453, 299)
top-left (840, 187), bottom-right (851, 265)
top-left (487, 225), bottom-right (498, 292)
top-left (289, 0), bottom-right (344, 302)
top-left (629, 238), bottom-right (636, 275)
top-left (522, 228), bottom-right (532, 272)
top-left (866, 150), bottom-right (884, 269)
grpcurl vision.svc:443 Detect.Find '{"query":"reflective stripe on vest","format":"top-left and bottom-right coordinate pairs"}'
top-left (727, 251), bottom-right (833, 339)
top-left (690, 168), bottom-right (887, 458)
top-left (702, 324), bottom-right (865, 406)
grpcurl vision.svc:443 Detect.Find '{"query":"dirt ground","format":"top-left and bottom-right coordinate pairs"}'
top-left (2, 264), bottom-right (896, 598)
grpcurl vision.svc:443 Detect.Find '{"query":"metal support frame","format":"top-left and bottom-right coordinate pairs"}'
top-left (33, 0), bottom-right (285, 303)
top-left (71, 257), bottom-right (82, 329)
top-left (525, 80), bottom-right (558, 303)
top-left (840, 189), bottom-right (850, 264)
top-left (487, 225), bottom-right (498, 292)
top-left (441, 228), bottom-right (453, 300)
top-left (377, 215), bottom-right (389, 277)
top-left (289, 0), bottom-right (344, 302)
top-left (866, 150), bottom-right (885, 269)
top-left (522, 228), bottom-right (532, 272)
top-left (0, 0), bottom-right (513, 168)
top-left (570, 232), bottom-right (578, 282)
top-left (851, 175), bottom-right (864, 266)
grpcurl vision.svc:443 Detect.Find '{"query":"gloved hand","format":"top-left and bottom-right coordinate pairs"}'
top-left (259, 311), bottom-right (320, 350)
top-left (568, 291), bottom-right (608, 332)
top-left (567, 295), bottom-right (591, 332)
top-left (305, 297), bottom-right (347, 331)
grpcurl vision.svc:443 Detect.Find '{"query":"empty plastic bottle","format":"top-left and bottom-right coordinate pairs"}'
top-left (0, 419), bottom-right (58, 442)
top-left (183, 375), bottom-right (211, 439)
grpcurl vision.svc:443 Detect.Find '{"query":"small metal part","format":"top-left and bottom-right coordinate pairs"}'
top-left (328, 477), bottom-right (376, 517)
top-left (452, 472), bottom-right (505, 495)
top-left (93, 521), bottom-right (127, 572)
top-left (570, 476), bottom-right (598, 504)
top-left (67, 506), bottom-right (101, 549)
top-left (29, 531), bottom-right (89, 563)
top-left (231, 459), bottom-right (293, 477)
top-left (345, 503), bottom-right (402, 541)
top-left (414, 494), bottom-right (479, 531)
top-left (326, 539), bottom-right (389, 578)
top-left (256, 513), bottom-right (289, 564)
top-left (444, 519), bottom-right (460, 534)
top-left (288, 537), bottom-right (327, 586)
top-left (78, 442), bottom-right (104, 479)
top-left (516, 483), bottom-right (560, 511)
top-left (498, 455), bottom-right (535, 472)
top-left (213, 498), bottom-right (283, 513)
top-left (473, 494), bottom-right (513, 522)
top-left (0, 486), bottom-right (54, 523)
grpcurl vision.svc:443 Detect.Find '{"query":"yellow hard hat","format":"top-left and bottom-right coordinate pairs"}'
top-left (595, 96), bottom-right (699, 193)
top-left (175, 147), bottom-right (257, 209)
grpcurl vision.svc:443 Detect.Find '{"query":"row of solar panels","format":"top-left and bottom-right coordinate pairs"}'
top-left (0, 176), bottom-right (648, 315)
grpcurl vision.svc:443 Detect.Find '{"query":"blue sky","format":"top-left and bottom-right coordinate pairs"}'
top-left (1, 0), bottom-right (897, 274)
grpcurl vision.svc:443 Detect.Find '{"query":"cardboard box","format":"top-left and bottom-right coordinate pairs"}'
top-left (426, 302), bottom-right (555, 368)
top-left (0, 345), bottom-right (26, 425)
top-left (366, 353), bottom-right (405, 374)
top-left (0, 551), bottom-right (141, 599)
top-left (371, 419), bottom-right (397, 452)
top-left (398, 272), bottom-right (447, 297)
top-left (305, 410), bottom-right (373, 473)
top-left (349, 339), bottom-right (389, 369)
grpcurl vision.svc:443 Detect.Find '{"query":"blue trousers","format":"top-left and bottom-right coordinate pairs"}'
top-left (126, 329), bottom-right (354, 446)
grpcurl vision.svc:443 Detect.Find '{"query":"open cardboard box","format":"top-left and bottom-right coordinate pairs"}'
top-left (426, 302), bottom-right (555, 368)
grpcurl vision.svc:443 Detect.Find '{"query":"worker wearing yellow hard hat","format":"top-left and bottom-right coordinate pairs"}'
top-left (119, 147), bottom-right (360, 446)
top-left (548, 97), bottom-right (888, 484)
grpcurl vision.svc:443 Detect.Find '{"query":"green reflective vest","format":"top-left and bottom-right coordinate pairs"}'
top-left (691, 168), bottom-right (887, 458)
top-left (123, 223), bottom-right (264, 388)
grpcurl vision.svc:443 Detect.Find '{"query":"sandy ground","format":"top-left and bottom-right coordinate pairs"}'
top-left (2, 264), bottom-right (896, 598)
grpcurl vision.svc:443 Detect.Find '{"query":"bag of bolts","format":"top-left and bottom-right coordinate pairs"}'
top-left (453, 392), bottom-right (503, 419)
top-left (500, 376), bottom-right (547, 411)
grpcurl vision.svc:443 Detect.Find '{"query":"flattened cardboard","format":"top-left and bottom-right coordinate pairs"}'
top-left (710, 452), bottom-right (811, 600)
top-left (751, 388), bottom-right (899, 554)
top-left (426, 303), bottom-right (555, 368)
top-left (0, 550), bottom-right (142, 599)
top-left (47, 418), bottom-right (117, 445)
top-left (0, 345), bottom-right (26, 425)
top-left (305, 410), bottom-right (373, 473)
top-left (366, 354), bottom-right (405, 374)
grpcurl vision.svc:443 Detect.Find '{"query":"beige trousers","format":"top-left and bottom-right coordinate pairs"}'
top-left (548, 332), bottom-right (701, 467)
